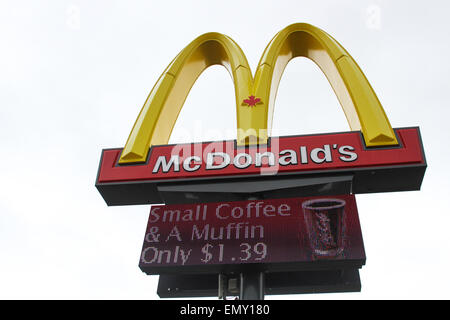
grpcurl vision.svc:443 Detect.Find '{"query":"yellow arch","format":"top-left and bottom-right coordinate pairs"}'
top-left (119, 23), bottom-right (397, 164)
top-left (119, 32), bottom-right (253, 164)
top-left (254, 23), bottom-right (397, 147)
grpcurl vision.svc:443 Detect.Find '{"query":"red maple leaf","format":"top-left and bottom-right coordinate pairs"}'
top-left (243, 95), bottom-right (262, 107)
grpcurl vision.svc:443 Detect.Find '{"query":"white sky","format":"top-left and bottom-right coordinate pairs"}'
top-left (1, 0), bottom-right (449, 299)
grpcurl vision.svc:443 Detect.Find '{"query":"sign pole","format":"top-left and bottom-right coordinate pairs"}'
top-left (238, 196), bottom-right (265, 300)
top-left (240, 272), bottom-right (265, 300)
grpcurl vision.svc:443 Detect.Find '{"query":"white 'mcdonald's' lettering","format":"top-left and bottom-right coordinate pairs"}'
top-left (151, 144), bottom-right (358, 174)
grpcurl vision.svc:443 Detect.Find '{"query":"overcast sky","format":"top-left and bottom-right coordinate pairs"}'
top-left (1, 0), bottom-right (449, 299)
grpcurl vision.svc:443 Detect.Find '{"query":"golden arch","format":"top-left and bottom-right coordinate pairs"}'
top-left (119, 23), bottom-right (398, 164)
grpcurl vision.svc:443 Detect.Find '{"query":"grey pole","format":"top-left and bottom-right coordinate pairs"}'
top-left (240, 272), bottom-right (265, 300)
top-left (234, 196), bottom-right (266, 300)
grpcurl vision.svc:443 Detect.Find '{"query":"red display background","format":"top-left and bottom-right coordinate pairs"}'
top-left (139, 195), bottom-right (365, 273)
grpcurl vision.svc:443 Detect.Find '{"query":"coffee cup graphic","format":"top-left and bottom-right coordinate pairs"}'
top-left (302, 198), bottom-right (346, 259)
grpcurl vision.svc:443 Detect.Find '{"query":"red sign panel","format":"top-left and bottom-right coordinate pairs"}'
top-left (139, 195), bottom-right (365, 275)
top-left (99, 128), bottom-right (423, 182)
top-left (96, 127), bottom-right (426, 205)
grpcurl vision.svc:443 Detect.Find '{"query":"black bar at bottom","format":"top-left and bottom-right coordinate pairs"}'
top-left (157, 268), bottom-right (361, 298)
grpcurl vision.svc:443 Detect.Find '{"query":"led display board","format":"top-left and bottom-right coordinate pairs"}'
top-left (139, 194), bottom-right (365, 275)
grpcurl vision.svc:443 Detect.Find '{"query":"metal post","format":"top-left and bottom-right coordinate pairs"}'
top-left (218, 274), bottom-right (227, 300)
top-left (238, 196), bottom-right (265, 300)
top-left (239, 272), bottom-right (265, 300)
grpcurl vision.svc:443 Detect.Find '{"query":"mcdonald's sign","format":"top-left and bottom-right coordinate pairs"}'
top-left (96, 23), bottom-right (426, 206)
